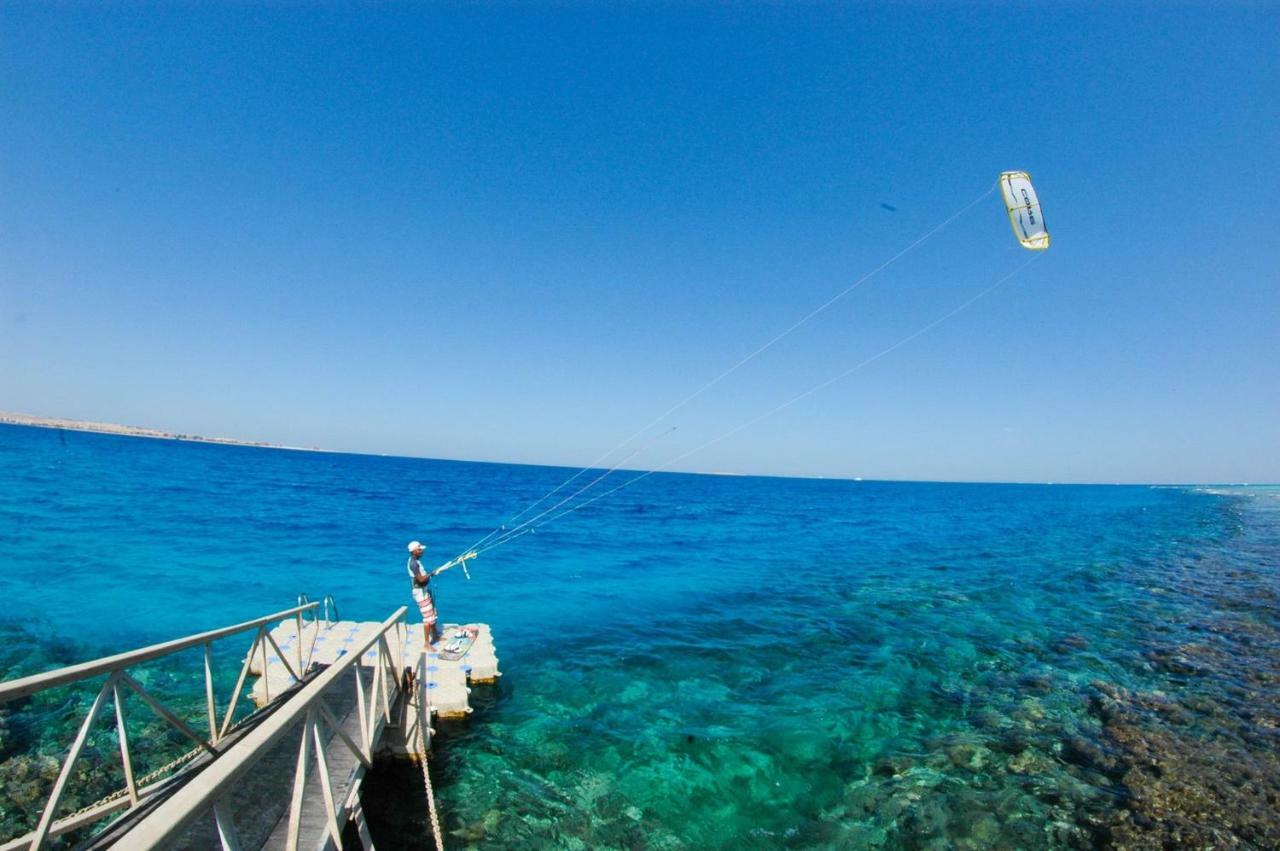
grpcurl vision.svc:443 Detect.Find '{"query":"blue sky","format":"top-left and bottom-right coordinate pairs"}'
top-left (2, 3), bottom-right (1276, 483)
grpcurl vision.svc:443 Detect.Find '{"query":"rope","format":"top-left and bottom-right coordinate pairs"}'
top-left (65, 746), bottom-right (203, 818)
top-left (421, 756), bottom-right (444, 851)
top-left (639, 184), bottom-right (998, 422)
top-left (461, 426), bottom-right (676, 556)
top-left (473, 252), bottom-right (1042, 556)
top-left (452, 183), bottom-right (996, 561)
top-left (455, 429), bottom-right (674, 563)
top-left (417, 679), bottom-right (445, 851)
top-left (65, 703), bottom-right (262, 820)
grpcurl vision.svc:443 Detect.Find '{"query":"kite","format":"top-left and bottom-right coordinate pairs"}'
top-left (999, 171), bottom-right (1050, 250)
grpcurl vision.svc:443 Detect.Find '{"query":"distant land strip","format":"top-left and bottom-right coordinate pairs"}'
top-left (0, 412), bottom-right (319, 451)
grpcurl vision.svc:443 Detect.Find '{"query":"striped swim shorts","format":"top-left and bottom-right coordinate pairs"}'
top-left (413, 588), bottom-right (437, 626)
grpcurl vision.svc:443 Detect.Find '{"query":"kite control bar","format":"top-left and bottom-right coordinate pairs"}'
top-left (434, 551), bottom-right (478, 580)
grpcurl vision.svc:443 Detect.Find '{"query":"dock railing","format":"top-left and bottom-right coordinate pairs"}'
top-left (112, 606), bottom-right (409, 850)
top-left (0, 602), bottom-right (318, 851)
top-left (295, 594), bottom-right (340, 627)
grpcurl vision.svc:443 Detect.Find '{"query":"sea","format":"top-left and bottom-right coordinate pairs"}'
top-left (1, 422), bottom-right (1277, 849)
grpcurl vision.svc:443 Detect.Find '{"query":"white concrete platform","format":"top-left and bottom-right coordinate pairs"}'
top-left (250, 618), bottom-right (500, 720)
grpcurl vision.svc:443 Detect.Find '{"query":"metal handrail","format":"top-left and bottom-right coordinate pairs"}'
top-left (114, 607), bottom-right (409, 850)
top-left (0, 602), bottom-right (320, 851)
top-left (298, 593), bottom-right (340, 627)
top-left (0, 603), bottom-right (318, 703)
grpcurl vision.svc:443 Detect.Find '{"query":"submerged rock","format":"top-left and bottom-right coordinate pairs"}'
top-left (1007, 748), bottom-right (1052, 776)
top-left (1085, 671), bottom-right (1280, 850)
top-left (1053, 634), bottom-right (1090, 653)
top-left (945, 743), bottom-right (990, 771)
top-left (873, 754), bottom-right (915, 777)
top-left (1017, 674), bottom-right (1055, 694)
top-left (1060, 736), bottom-right (1121, 777)
top-left (970, 708), bottom-right (1009, 732)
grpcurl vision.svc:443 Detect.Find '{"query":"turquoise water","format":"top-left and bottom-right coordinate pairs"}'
top-left (2, 424), bottom-right (1278, 848)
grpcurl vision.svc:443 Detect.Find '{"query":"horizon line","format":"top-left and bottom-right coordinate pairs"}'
top-left (0, 412), bottom-right (1270, 489)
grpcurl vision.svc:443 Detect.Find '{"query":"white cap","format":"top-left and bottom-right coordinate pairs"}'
top-left (407, 540), bottom-right (425, 553)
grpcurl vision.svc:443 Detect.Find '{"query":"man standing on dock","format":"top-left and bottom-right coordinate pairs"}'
top-left (407, 540), bottom-right (439, 648)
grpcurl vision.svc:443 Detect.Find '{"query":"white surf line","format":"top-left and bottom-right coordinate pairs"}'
top-left (455, 184), bottom-right (996, 559)
top-left (475, 252), bottom-right (1041, 556)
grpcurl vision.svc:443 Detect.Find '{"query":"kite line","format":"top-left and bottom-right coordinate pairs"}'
top-left (456, 250), bottom-right (1042, 563)
top-left (448, 183), bottom-right (998, 565)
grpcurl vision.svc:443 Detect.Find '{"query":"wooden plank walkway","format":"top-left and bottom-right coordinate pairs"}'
top-left (101, 613), bottom-right (499, 850)
top-left (220, 618), bottom-right (501, 849)
top-left (167, 665), bottom-right (370, 850)
top-left (86, 666), bottom-right (374, 850)
top-left (255, 666), bottom-right (369, 851)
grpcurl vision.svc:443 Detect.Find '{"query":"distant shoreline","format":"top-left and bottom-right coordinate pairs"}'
top-left (0, 412), bottom-right (321, 452)
top-left (0, 412), bottom-right (1264, 487)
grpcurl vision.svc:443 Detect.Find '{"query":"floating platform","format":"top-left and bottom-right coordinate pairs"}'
top-left (250, 618), bottom-right (500, 719)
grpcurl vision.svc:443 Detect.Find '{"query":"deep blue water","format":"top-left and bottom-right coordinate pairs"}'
top-left (2, 423), bottom-right (1278, 848)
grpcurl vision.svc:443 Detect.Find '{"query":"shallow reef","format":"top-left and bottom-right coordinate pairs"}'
top-left (2, 432), bottom-right (1278, 849)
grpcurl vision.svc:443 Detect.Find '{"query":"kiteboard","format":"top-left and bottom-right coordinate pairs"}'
top-left (436, 624), bottom-right (480, 661)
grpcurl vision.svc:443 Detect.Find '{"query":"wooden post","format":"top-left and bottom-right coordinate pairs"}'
top-left (29, 674), bottom-right (117, 849)
top-left (112, 681), bottom-right (139, 806)
top-left (204, 641), bottom-right (219, 745)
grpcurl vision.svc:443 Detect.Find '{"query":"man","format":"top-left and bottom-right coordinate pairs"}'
top-left (406, 540), bottom-right (441, 647)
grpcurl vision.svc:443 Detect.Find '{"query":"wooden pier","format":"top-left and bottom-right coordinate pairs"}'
top-left (0, 603), bottom-right (501, 851)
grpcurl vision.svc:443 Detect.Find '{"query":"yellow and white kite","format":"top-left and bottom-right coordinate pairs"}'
top-left (999, 171), bottom-right (1050, 250)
